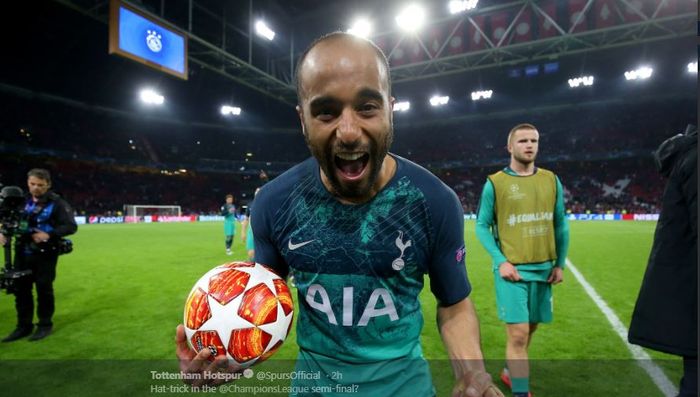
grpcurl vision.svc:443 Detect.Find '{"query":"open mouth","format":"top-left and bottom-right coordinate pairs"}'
top-left (334, 152), bottom-right (369, 180)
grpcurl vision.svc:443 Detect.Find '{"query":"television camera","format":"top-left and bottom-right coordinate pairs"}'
top-left (0, 185), bottom-right (32, 294)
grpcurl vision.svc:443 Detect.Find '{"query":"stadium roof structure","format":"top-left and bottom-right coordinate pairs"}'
top-left (52, 0), bottom-right (695, 108)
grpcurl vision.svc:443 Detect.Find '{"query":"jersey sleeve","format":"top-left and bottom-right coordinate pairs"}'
top-left (553, 176), bottom-right (570, 269)
top-left (426, 186), bottom-right (471, 306)
top-left (250, 188), bottom-right (288, 278)
top-left (475, 180), bottom-right (507, 266)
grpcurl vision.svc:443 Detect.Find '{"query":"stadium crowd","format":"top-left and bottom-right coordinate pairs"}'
top-left (1, 94), bottom-right (693, 216)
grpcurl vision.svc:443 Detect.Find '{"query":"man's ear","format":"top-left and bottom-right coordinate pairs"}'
top-left (296, 105), bottom-right (306, 136)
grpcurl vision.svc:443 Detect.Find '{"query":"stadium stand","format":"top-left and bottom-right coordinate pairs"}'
top-left (0, 91), bottom-right (693, 216)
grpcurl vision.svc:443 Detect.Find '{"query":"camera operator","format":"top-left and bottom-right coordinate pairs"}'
top-left (0, 169), bottom-right (77, 342)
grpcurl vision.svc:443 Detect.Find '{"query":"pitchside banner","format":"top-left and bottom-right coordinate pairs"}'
top-left (566, 214), bottom-right (660, 221)
top-left (77, 213), bottom-right (661, 224)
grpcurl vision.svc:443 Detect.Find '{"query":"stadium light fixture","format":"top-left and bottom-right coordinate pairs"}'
top-left (624, 66), bottom-right (653, 81)
top-left (396, 4), bottom-right (426, 33)
top-left (393, 101), bottom-right (411, 112)
top-left (567, 76), bottom-right (594, 88)
top-left (139, 89), bottom-right (164, 105)
top-left (255, 20), bottom-right (275, 41)
top-left (449, 0), bottom-right (478, 14)
top-left (471, 90), bottom-right (493, 101)
top-left (220, 105), bottom-right (242, 116)
top-left (429, 95), bottom-right (449, 106)
top-left (687, 61), bottom-right (697, 73)
top-left (348, 18), bottom-right (372, 38)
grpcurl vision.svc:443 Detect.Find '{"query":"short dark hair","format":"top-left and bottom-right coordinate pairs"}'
top-left (295, 32), bottom-right (391, 104)
top-left (507, 123), bottom-right (538, 145)
top-left (27, 168), bottom-right (51, 184)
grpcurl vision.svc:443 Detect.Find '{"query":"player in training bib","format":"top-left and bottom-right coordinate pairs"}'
top-left (475, 123), bottom-right (569, 397)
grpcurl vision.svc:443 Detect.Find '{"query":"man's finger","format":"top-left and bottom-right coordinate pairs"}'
top-left (187, 349), bottom-right (213, 386)
top-left (485, 384), bottom-right (505, 397)
top-left (175, 325), bottom-right (194, 358)
top-left (467, 371), bottom-right (494, 396)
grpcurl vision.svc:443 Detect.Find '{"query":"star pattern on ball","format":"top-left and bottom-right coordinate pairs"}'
top-left (259, 300), bottom-right (294, 353)
top-left (235, 263), bottom-right (281, 294)
top-left (202, 291), bottom-right (255, 350)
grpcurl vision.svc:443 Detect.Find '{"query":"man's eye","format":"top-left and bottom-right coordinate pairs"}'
top-left (358, 103), bottom-right (379, 113)
top-left (316, 110), bottom-right (335, 121)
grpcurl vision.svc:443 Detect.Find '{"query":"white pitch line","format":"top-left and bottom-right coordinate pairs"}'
top-left (565, 258), bottom-right (678, 397)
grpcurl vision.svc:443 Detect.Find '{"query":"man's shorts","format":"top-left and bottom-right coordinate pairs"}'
top-left (494, 273), bottom-right (552, 324)
top-left (224, 221), bottom-right (235, 237)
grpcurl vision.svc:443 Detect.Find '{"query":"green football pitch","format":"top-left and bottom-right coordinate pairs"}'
top-left (0, 221), bottom-right (682, 396)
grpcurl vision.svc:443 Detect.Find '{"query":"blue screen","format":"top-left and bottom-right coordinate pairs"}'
top-left (544, 62), bottom-right (559, 74)
top-left (524, 65), bottom-right (539, 76)
top-left (119, 7), bottom-right (185, 74)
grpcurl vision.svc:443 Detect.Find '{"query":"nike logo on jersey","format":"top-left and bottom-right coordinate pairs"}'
top-left (288, 239), bottom-right (315, 250)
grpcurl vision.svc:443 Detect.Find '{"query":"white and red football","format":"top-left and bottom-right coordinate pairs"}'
top-left (183, 261), bottom-right (294, 367)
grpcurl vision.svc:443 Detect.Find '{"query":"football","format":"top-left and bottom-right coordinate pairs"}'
top-left (183, 261), bottom-right (294, 367)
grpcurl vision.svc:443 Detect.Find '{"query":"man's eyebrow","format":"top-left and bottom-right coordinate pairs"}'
top-left (356, 88), bottom-right (384, 102)
top-left (308, 88), bottom-right (384, 109)
top-left (308, 96), bottom-right (339, 109)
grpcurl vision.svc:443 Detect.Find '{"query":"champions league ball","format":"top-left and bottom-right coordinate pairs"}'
top-left (183, 262), bottom-right (294, 367)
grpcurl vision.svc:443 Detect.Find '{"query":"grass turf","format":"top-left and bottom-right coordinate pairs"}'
top-left (0, 220), bottom-right (681, 396)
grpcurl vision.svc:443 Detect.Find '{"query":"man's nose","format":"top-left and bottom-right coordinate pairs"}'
top-left (336, 108), bottom-right (362, 145)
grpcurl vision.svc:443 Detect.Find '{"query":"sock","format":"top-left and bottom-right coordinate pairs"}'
top-left (512, 377), bottom-right (529, 394)
top-left (225, 236), bottom-right (233, 249)
top-left (513, 393), bottom-right (529, 397)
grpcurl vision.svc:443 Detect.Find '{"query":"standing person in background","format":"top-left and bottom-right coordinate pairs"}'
top-left (241, 170), bottom-right (269, 262)
top-left (475, 123), bottom-right (570, 397)
top-left (629, 125), bottom-right (697, 397)
top-left (240, 187), bottom-right (260, 262)
top-left (1, 168), bottom-right (77, 342)
top-left (220, 194), bottom-right (236, 255)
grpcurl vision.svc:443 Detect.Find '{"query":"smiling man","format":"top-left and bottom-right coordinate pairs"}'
top-left (176, 32), bottom-right (502, 397)
top-left (475, 124), bottom-right (570, 397)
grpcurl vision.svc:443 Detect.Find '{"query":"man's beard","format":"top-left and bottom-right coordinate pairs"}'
top-left (305, 126), bottom-right (393, 201)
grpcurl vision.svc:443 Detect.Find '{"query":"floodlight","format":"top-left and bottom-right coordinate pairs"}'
top-left (139, 89), bottom-right (164, 105)
top-left (687, 62), bottom-right (697, 73)
top-left (396, 5), bottom-right (426, 32)
top-left (449, 0), bottom-right (478, 14)
top-left (255, 21), bottom-right (275, 41)
top-left (348, 18), bottom-right (372, 38)
top-left (221, 105), bottom-right (242, 116)
top-left (393, 101), bottom-right (411, 112)
top-left (567, 76), bottom-right (594, 88)
top-left (471, 90), bottom-right (493, 101)
top-left (429, 95), bottom-right (449, 106)
top-left (625, 66), bottom-right (653, 80)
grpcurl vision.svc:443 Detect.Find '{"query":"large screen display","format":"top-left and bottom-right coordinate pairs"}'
top-left (109, 0), bottom-right (188, 80)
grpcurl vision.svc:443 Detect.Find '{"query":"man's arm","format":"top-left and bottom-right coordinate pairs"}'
top-left (240, 217), bottom-right (248, 241)
top-left (475, 180), bottom-right (521, 281)
top-left (49, 198), bottom-right (77, 238)
top-left (438, 298), bottom-right (503, 397)
top-left (548, 176), bottom-right (569, 283)
top-left (475, 180), bottom-right (507, 266)
top-left (680, 148), bottom-right (697, 237)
